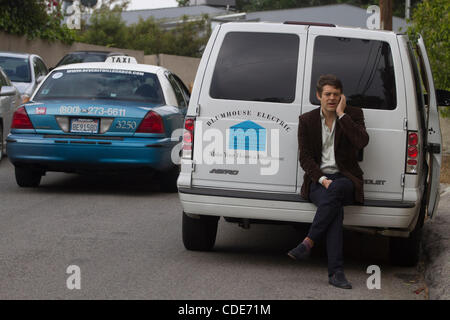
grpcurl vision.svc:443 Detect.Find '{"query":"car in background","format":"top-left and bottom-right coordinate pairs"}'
top-left (6, 57), bottom-right (190, 191)
top-left (53, 51), bottom-right (128, 69)
top-left (0, 52), bottom-right (48, 103)
top-left (0, 67), bottom-right (21, 160)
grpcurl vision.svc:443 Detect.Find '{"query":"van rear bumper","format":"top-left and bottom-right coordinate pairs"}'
top-left (178, 187), bottom-right (418, 230)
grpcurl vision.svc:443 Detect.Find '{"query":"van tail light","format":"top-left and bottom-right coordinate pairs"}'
top-left (136, 111), bottom-right (164, 133)
top-left (11, 106), bottom-right (34, 129)
top-left (406, 131), bottom-right (419, 174)
top-left (182, 117), bottom-right (195, 160)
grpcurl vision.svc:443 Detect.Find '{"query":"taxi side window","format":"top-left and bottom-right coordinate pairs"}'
top-left (36, 58), bottom-right (48, 76)
top-left (172, 74), bottom-right (190, 106)
top-left (310, 36), bottom-right (397, 110)
top-left (167, 73), bottom-right (186, 107)
top-left (33, 57), bottom-right (47, 78)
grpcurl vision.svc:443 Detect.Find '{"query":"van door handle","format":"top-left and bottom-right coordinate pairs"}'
top-left (427, 143), bottom-right (441, 154)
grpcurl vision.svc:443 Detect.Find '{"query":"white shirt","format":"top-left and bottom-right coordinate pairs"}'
top-left (318, 110), bottom-right (345, 184)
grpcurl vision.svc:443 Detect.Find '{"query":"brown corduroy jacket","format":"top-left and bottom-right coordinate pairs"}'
top-left (298, 106), bottom-right (369, 204)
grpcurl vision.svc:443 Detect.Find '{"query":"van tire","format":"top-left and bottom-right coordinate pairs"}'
top-left (182, 212), bottom-right (219, 251)
top-left (389, 227), bottom-right (422, 267)
top-left (15, 167), bottom-right (42, 187)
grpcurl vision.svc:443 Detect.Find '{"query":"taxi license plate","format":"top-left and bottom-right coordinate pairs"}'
top-left (70, 118), bottom-right (99, 133)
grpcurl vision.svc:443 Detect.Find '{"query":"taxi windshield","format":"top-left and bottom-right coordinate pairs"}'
top-left (34, 68), bottom-right (165, 104)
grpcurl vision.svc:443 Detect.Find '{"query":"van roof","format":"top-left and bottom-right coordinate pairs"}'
top-left (223, 21), bottom-right (402, 36)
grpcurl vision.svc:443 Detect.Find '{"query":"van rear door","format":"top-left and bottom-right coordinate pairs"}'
top-left (416, 36), bottom-right (442, 218)
top-left (304, 27), bottom-right (407, 201)
top-left (191, 23), bottom-right (308, 193)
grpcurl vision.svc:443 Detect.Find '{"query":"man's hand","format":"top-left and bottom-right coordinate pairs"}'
top-left (322, 179), bottom-right (333, 189)
top-left (336, 94), bottom-right (346, 117)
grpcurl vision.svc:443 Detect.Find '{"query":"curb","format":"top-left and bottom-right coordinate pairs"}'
top-left (421, 183), bottom-right (450, 300)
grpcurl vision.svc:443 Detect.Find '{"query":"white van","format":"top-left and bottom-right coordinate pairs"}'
top-left (177, 22), bottom-right (448, 266)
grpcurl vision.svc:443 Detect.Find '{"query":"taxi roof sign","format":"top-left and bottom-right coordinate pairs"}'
top-left (105, 56), bottom-right (137, 64)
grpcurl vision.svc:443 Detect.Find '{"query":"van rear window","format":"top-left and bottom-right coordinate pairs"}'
top-left (310, 36), bottom-right (397, 110)
top-left (210, 32), bottom-right (299, 103)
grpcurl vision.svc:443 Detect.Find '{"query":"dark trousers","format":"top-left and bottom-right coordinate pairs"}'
top-left (307, 173), bottom-right (354, 277)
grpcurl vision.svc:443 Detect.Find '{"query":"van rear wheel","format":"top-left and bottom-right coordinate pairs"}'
top-left (182, 212), bottom-right (219, 251)
top-left (389, 227), bottom-right (422, 267)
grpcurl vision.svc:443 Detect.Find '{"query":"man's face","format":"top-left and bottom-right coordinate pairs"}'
top-left (317, 85), bottom-right (341, 113)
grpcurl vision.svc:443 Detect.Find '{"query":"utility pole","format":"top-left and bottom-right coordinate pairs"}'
top-left (405, 0), bottom-right (411, 19)
top-left (380, 0), bottom-right (393, 31)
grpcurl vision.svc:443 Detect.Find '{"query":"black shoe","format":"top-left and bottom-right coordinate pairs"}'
top-left (287, 243), bottom-right (310, 261)
top-left (328, 271), bottom-right (352, 289)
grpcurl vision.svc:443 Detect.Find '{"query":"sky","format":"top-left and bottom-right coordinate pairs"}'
top-left (126, 0), bottom-right (179, 11)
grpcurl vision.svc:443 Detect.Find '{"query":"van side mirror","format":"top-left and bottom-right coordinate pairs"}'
top-left (436, 89), bottom-right (450, 107)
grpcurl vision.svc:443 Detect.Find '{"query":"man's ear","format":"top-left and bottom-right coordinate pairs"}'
top-left (316, 91), bottom-right (322, 101)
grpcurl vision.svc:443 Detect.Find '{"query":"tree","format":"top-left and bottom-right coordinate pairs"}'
top-left (176, 0), bottom-right (190, 6)
top-left (126, 17), bottom-right (166, 54)
top-left (126, 15), bottom-right (211, 57)
top-left (78, 5), bottom-right (128, 48)
top-left (165, 15), bottom-right (211, 57)
top-left (78, 4), bottom-right (211, 57)
top-left (0, 0), bottom-right (76, 43)
top-left (407, 0), bottom-right (449, 91)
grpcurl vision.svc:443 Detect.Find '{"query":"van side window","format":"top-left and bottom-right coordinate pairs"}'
top-left (210, 32), bottom-right (299, 103)
top-left (407, 43), bottom-right (427, 126)
top-left (310, 36), bottom-right (396, 110)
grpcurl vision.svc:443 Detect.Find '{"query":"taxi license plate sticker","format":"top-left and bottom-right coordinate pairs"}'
top-left (70, 118), bottom-right (99, 133)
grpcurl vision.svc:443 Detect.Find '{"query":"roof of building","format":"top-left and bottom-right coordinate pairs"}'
top-left (121, 5), bottom-right (229, 25)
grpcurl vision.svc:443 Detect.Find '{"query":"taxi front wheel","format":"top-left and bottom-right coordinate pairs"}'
top-left (182, 212), bottom-right (219, 251)
top-left (15, 167), bottom-right (42, 188)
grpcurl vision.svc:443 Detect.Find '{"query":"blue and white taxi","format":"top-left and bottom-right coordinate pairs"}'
top-left (6, 57), bottom-right (190, 190)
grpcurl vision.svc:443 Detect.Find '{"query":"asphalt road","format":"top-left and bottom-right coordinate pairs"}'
top-left (0, 158), bottom-right (429, 300)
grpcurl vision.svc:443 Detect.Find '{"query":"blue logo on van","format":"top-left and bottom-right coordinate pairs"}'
top-left (229, 120), bottom-right (266, 151)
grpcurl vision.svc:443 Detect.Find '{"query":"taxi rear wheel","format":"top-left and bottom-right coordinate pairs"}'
top-left (182, 212), bottom-right (219, 251)
top-left (15, 167), bottom-right (42, 187)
